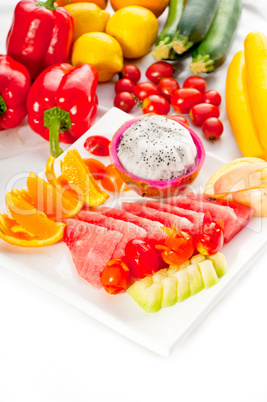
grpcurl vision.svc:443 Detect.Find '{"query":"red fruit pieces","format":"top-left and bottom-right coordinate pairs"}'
top-left (183, 76), bottom-right (207, 94)
top-left (121, 202), bottom-right (194, 233)
top-left (64, 219), bottom-right (123, 289)
top-left (84, 135), bottom-right (110, 157)
top-left (158, 77), bottom-right (179, 102)
top-left (114, 92), bottom-right (135, 113)
top-left (189, 103), bottom-right (220, 127)
top-left (146, 61), bottom-right (174, 84)
top-left (171, 88), bottom-right (202, 114)
top-left (77, 210), bottom-right (147, 258)
top-left (142, 94), bottom-right (170, 115)
top-left (133, 82), bottom-right (159, 101)
top-left (100, 206), bottom-right (168, 244)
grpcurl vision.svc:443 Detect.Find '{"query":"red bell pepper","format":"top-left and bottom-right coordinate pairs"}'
top-left (27, 63), bottom-right (99, 157)
top-left (0, 54), bottom-right (31, 131)
top-left (6, 0), bottom-right (74, 80)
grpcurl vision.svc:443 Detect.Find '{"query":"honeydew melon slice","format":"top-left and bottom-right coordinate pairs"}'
top-left (173, 269), bottom-right (191, 302)
top-left (127, 277), bottom-right (163, 313)
top-left (190, 254), bottom-right (206, 265)
top-left (208, 253), bottom-right (227, 278)
top-left (198, 260), bottom-right (219, 289)
top-left (187, 264), bottom-right (204, 295)
top-left (161, 276), bottom-right (178, 308)
top-left (153, 269), bottom-right (178, 307)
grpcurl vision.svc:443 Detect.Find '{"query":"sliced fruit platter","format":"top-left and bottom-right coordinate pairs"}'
top-left (1, 107), bottom-right (267, 356)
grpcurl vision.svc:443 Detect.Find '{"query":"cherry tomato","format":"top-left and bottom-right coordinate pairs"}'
top-left (84, 135), bottom-right (110, 157)
top-left (171, 88), bottom-right (202, 114)
top-left (158, 77), bottom-right (180, 102)
top-left (146, 61), bottom-right (175, 84)
top-left (125, 239), bottom-right (160, 278)
top-left (170, 115), bottom-right (189, 126)
top-left (101, 164), bottom-right (129, 192)
top-left (114, 92), bottom-right (135, 113)
top-left (101, 258), bottom-right (131, 294)
top-left (202, 117), bottom-right (224, 141)
top-left (189, 103), bottom-right (220, 126)
top-left (83, 158), bottom-right (106, 180)
top-left (133, 82), bottom-right (159, 101)
top-left (115, 78), bottom-right (135, 94)
top-left (202, 90), bottom-right (221, 107)
top-left (183, 76), bottom-right (207, 94)
top-left (120, 64), bottom-right (141, 84)
top-left (142, 94), bottom-right (170, 115)
top-left (195, 212), bottom-right (224, 256)
top-left (156, 229), bottom-right (194, 266)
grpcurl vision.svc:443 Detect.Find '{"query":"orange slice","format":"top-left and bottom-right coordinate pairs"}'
top-left (5, 190), bottom-right (65, 241)
top-left (60, 149), bottom-right (109, 206)
top-left (0, 213), bottom-right (65, 247)
top-left (26, 172), bottom-right (82, 219)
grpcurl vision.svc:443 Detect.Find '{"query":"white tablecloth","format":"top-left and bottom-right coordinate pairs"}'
top-left (0, 1), bottom-right (267, 401)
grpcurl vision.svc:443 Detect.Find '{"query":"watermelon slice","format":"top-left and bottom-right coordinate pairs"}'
top-left (99, 206), bottom-right (168, 244)
top-left (186, 193), bottom-right (255, 240)
top-left (144, 200), bottom-right (204, 227)
top-left (77, 210), bottom-right (147, 258)
top-left (63, 219), bottom-right (123, 288)
top-left (165, 193), bottom-right (254, 243)
top-left (121, 202), bottom-right (194, 233)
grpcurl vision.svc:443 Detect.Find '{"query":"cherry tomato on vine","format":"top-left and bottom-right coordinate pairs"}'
top-left (125, 239), bottom-right (160, 278)
top-left (84, 135), bottom-right (110, 157)
top-left (195, 211), bottom-right (224, 256)
top-left (189, 103), bottom-right (220, 126)
top-left (120, 64), bottom-right (141, 84)
top-left (171, 88), bottom-right (202, 114)
top-left (202, 90), bottom-right (221, 107)
top-left (101, 164), bottom-right (129, 193)
top-left (101, 258), bottom-right (131, 294)
top-left (183, 76), bottom-right (207, 94)
top-left (202, 117), bottom-right (224, 141)
top-left (115, 78), bottom-right (135, 94)
top-left (114, 92), bottom-right (135, 113)
top-left (156, 228), bottom-right (194, 266)
top-left (133, 82), bottom-right (159, 101)
top-left (146, 61), bottom-right (175, 84)
top-left (83, 158), bottom-right (106, 180)
top-left (142, 94), bottom-right (170, 115)
top-left (170, 115), bottom-right (189, 126)
top-left (158, 77), bottom-right (180, 102)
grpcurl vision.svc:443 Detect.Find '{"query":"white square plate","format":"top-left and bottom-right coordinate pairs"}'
top-left (1, 108), bottom-right (267, 357)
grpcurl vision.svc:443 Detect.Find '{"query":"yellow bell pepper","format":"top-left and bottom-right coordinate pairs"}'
top-left (225, 51), bottom-right (265, 159)
top-left (244, 32), bottom-right (267, 153)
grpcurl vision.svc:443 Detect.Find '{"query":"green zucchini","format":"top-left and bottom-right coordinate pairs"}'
top-left (152, 0), bottom-right (185, 61)
top-left (172, 0), bottom-right (220, 54)
top-left (190, 0), bottom-right (242, 74)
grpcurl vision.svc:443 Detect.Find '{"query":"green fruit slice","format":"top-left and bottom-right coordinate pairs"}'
top-left (187, 263), bottom-right (204, 295)
top-left (198, 260), bottom-right (219, 289)
top-left (127, 277), bottom-right (163, 313)
top-left (190, 253), bottom-right (206, 265)
top-left (161, 276), bottom-right (178, 308)
top-left (208, 253), bottom-right (227, 278)
top-left (174, 269), bottom-right (191, 302)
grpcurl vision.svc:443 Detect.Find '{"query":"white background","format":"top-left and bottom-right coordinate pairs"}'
top-left (1, 1), bottom-right (267, 401)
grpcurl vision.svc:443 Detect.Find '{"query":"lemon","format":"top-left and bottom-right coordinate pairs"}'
top-left (110, 0), bottom-right (170, 18)
top-left (71, 32), bottom-right (124, 82)
top-left (105, 6), bottom-right (158, 59)
top-left (65, 3), bottom-right (110, 42)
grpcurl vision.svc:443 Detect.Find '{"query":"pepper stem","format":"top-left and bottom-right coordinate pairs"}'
top-left (44, 106), bottom-right (72, 158)
top-left (36, 0), bottom-right (58, 11)
top-left (0, 95), bottom-right (7, 116)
